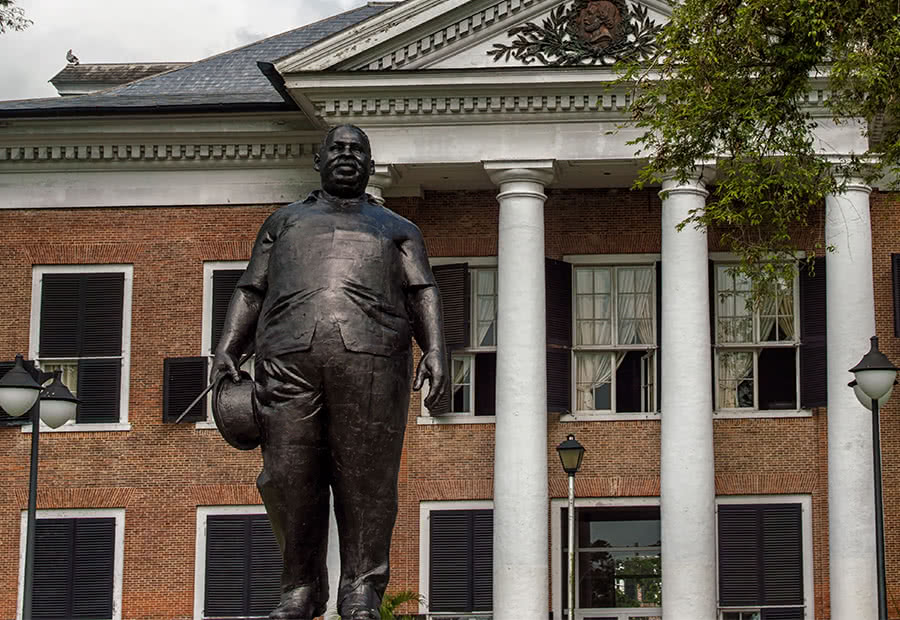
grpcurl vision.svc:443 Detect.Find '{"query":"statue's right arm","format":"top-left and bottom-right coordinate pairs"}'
top-left (210, 287), bottom-right (262, 384)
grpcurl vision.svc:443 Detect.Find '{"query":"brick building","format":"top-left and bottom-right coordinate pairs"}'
top-left (0, 1), bottom-right (896, 619)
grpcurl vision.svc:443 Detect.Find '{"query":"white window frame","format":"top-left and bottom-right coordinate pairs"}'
top-left (550, 496), bottom-right (662, 620)
top-left (562, 254), bottom-right (660, 422)
top-left (198, 261), bottom-right (249, 429)
top-left (27, 264), bottom-right (133, 433)
top-left (17, 507), bottom-right (126, 620)
top-left (711, 258), bottom-right (808, 418)
top-left (715, 494), bottom-right (814, 620)
top-left (419, 257), bottom-right (497, 425)
top-left (419, 499), bottom-right (494, 619)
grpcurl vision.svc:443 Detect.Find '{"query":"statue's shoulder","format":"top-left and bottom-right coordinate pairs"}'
top-left (368, 200), bottom-right (423, 237)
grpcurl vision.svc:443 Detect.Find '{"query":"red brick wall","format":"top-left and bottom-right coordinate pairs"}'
top-left (0, 188), bottom-right (893, 619)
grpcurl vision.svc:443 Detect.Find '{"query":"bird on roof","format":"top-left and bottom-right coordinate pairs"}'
top-left (66, 49), bottom-right (79, 65)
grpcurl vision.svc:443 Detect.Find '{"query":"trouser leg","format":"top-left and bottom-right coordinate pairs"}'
top-left (255, 354), bottom-right (330, 613)
top-left (324, 348), bottom-right (412, 611)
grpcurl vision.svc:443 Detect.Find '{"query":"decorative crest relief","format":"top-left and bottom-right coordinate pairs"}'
top-left (488, 0), bottom-right (662, 66)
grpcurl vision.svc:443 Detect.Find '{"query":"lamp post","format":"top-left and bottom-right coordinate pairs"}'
top-left (557, 434), bottom-right (585, 620)
top-left (849, 336), bottom-right (898, 620)
top-left (0, 355), bottom-right (79, 620)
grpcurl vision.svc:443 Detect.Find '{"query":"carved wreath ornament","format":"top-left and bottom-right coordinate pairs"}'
top-left (488, 0), bottom-right (662, 66)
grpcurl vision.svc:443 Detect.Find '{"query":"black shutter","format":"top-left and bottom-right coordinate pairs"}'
top-left (33, 517), bottom-right (114, 620)
top-left (433, 263), bottom-right (470, 350)
top-left (40, 274), bottom-right (82, 357)
top-left (546, 258), bottom-right (572, 412)
top-left (472, 510), bottom-right (494, 611)
top-left (163, 357), bottom-right (209, 423)
top-left (0, 361), bottom-right (32, 426)
top-left (430, 509), bottom-right (493, 613)
top-left (76, 359), bottom-right (121, 424)
top-left (656, 261), bottom-right (662, 410)
top-left (718, 505), bottom-right (762, 606)
top-left (474, 352), bottom-right (496, 416)
top-left (212, 270), bottom-right (245, 355)
top-left (894, 254), bottom-right (900, 337)
top-left (206, 514), bottom-right (282, 618)
top-left (762, 609), bottom-right (804, 620)
top-left (81, 273), bottom-right (124, 357)
top-left (248, 515), bottom-right (283, 615)
top-left (800, 257), bottom-right (827, 408)
top-left (719, 504), bottom-right (803, 609)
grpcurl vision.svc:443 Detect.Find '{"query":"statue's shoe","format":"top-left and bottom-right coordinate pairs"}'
top-left (268, 585), bottom-right (325, 620)
top-left (338, 584), bottom-right (381, 620)
top-left (343, 608), bottom-right (379, 620)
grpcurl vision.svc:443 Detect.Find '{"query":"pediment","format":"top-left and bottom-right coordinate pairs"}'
top-left (274, 0), bottom-right (671, 74)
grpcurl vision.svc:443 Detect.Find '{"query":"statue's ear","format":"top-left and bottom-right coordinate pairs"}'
top-left (369, 158), bottom-right (376, 175)
top-left (313, 151), bottom-right (322, 172)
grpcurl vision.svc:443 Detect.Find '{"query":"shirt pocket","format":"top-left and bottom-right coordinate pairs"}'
top-left (330, 229), bottom-right (382, 260)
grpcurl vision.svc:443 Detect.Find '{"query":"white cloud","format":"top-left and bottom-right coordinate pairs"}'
top-left (0, 0), bottom-right (369, 101)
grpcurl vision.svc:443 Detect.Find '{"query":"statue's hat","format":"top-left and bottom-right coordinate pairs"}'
top-left (211, 370), bottom-right (261, 450)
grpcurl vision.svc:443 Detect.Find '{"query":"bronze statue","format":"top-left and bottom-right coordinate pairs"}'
top-left (211, 124), bottom-right (448, 620)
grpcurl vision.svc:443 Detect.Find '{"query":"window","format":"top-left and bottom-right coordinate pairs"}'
top-left (713, 265), bottom-right (799, 411)
top-left (558, 504), bottom-right (661, 620)
top-left (572, 265), bottom-right (657, 414)
top-left (430, 262), bottom-right (497, 417)
top-left (420, 502), bottom-right (493, 620)
top-left (717, 498), bottom-right (812, 620)
top-left (30, 266), bottom-right (132, 430)
top-left (18, 508), bottom-right (125, 620)
top-left (194, 507), bottom-right (282, 620)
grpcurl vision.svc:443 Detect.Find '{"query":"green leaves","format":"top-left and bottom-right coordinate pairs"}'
top-left (0, 0), bottom-right (30, 34)
top-left (618, 0), bottom-right (900, 292)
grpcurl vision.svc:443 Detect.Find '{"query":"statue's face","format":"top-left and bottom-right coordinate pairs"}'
top-left (315, 125), bottom-right (375, 198)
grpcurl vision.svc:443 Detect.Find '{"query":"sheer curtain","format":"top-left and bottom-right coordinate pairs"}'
top-left (718, 351), bottom-right (753, 408)
top-left (577, 352), bottom-right (612, 410)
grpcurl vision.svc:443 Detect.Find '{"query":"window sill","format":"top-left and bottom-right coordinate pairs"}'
top-left (22, 422), bottom-right (132, 433)
top-left (714, 409), bottom-right (812, 419)
top-left (194, 420), bottom-right (218, 430)
top-left (417, 415), bottom-right (496, 425)
top-left (560, 412), bottom-right (660, 422)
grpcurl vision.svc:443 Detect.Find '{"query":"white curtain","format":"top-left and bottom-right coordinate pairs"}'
top-left (577, 352), bottom-right (614, 410)
top-left (718, 351), bottom-right (753, 408)
top-left (39, 360), bottom-right (79, 395)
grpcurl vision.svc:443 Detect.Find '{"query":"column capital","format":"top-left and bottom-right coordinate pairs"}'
top-left (366, 164), bottom-right (396, 205)
top-left (660, 168), bottom-right (713, 198)
top-left (833, 177), bottom-right (873, 195)
top-left (484, 160), bottom-right (556, 187)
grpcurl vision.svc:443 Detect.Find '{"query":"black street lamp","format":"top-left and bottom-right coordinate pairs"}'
top-left (849, 336), bottom-right (898, 620)
top-left (0, 355), bottom-right (78, 620)
top-left (557, 434), bottom-right (585, 620)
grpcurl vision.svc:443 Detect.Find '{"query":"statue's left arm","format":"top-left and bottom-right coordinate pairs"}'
top-left (400, 229), bottom-right (449, 410)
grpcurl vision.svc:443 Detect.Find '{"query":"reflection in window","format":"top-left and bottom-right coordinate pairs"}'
top-left (562, 506), bottom-right (662, 618)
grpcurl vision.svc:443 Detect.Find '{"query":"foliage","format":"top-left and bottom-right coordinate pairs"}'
top-left (0, 0), bottom-right (31, 34)
top-left (617, 0), bottom-right (900, 298)
top-left (379, 589), bottom-right (423, 620)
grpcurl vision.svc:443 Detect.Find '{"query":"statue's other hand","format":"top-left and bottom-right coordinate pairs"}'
top-left (210, 351), bottom-right (242, 385)
top-left (414, 349), bottom-right (448, 410)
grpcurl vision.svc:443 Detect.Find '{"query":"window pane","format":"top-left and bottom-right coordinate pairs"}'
top-left (451, 356), bottom-right (472, 413)
top-left (577, 507), bottom-right (661, 548)
top-left (615, 351), bottom-right (647, 413)
top-left (475, 270), bottom-right (497, 347)
top-left (757, 348), bottom-right (797, 410)
top-left (718, 352), bottom-right (754, 409)
top-left (577, 551), bottom-right (661, 608)
top-left (576, 352), bottom-right (613, 410)
top-left (39, 361), bottom-right (78, 395)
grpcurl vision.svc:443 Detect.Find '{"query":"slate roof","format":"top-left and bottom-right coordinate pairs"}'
top-left (50, 63), bottom-right (192, 87)
top-left (0, 2), bottom-right (393, 117)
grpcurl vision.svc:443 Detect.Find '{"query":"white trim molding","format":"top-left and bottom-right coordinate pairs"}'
top-left (27, 264), bottom-right (133, 433)
top-left (17, 507), bottom-right (126, 620)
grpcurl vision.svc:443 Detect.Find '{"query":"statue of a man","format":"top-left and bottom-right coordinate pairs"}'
top-left (211, 124), bottom-right (448, 620)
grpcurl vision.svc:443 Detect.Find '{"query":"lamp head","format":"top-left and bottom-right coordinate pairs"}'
top-left (556, 434), bottom-right (586, 475)
top-left (38, 372), bottom-right (79, 429)
top-left (850, 336), bottom-right (898, 401)
top-left (0, 355), bottom-right (42, 417)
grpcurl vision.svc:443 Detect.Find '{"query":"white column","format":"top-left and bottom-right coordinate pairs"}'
top-left (826, 178), bottom-right (878, 620)
top-left (659, 175), bottom-right (718, 620)
top-left (485, 161), bottom-right (555, 620)
top-left (365, 164), bottom-right (395, 205)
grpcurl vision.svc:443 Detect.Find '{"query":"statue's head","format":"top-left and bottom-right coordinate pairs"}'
top-left (314, 124), bottom-right (375, 198)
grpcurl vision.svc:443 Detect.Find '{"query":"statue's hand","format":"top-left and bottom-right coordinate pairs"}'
top-left (210, 351), bottom-right (241, 385)
top-left (414, 349), bottom-right (448, 410)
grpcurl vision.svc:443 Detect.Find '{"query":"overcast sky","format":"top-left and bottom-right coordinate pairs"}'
top-left (0, 0), bottom-right (370, 102)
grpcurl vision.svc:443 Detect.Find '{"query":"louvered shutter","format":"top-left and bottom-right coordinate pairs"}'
top-left (718, 505), bottom-right (762, 606)
top-left (430, 509), bottom-right (493, 613)
top-left (894, 254), bottom-right (900, 337)
top-left (81, 273), bottom-right (124, 357)
top-left (76, 359), bottom-right (121, 424)
top-left (163, 357), bottom-right (209, 423)
top-left (799, 257), bottom-right (827, 408)
top-left (474, 352), bottom-right (496, 416)
top-left (212, 270), bottom-right (244, 355)
top-left (762, 608), bottom-right (804, 620)
top-left (656, 261), bottom-right (662, 410)
top-left (33, 517), bottom-right (114, 620)
top-left (433, 264), bottom-right (470, 350)
top-left (206, 516), bottom-right (249, 617)
top-left (39, 274), bottom-right (81, 357)
top-left (718, 504), bottom-right (803, 609)
top-left (0, 361), bottom-right (31, 426)
top-left (546, 258), bottom-right (572, 412)
top-left (248, 515), bottom-right (283, 615)
top-left (471, 510), bottom-right (493, 611)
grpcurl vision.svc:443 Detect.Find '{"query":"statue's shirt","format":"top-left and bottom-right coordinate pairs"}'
top-left (238, 191), bottom-right (435, 358)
